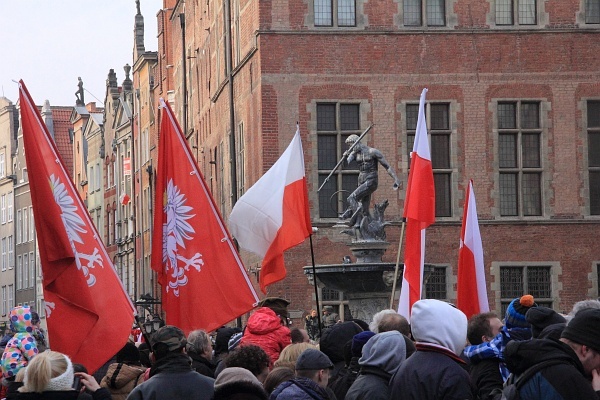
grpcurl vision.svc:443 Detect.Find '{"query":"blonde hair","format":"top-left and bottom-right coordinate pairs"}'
top-left (274, 343), bottom-right (316, 369)
top-left (19, 351), bottom-right (71, 393)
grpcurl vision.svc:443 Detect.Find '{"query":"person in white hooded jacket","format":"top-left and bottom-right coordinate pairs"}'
top-left (389, 299), bottom-right (475, 400)
top-left (345, 331), bottom-right (407, 400)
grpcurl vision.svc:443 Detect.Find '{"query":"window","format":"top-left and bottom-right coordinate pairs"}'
top-left (7, 236), bottom-right (13, 269)
top-left (0, 152), bottom-right (4, 178)
top-left (7, 193), bottom-right (12, 222)
top-left (16, 255), bottom-right (22, 290)
top-left (1, 286), bottom-right (5, 316)
top-left (29, 207), bottom-right (34, 240)
top-left (16, 210), bottom-right (21, 244)
top-left (588, 101), bottom-right (600, 215)
top-left (1, 195), bottom-right (5, 224)
top-left (22, 208), bottom-right (27, 243)
top-left (89, 166), bottom-right (94, 192)
top-left (496, 0), bottom-right (537, 25)
top-left (500, 264), bottom-right (552, 315)
top-left (8, 285), bottom-right (13, 311)
top-left (96, 209), bottom-right (101, 236)
top-left (29, 252), bottom-right (34, 288)
top-left (23, 253), bottom-right (28, 289)
top-left (96, 162), bottom-right (101, 191)
top-left (424, 266), bottom-right (448, 300)
top-left (106, 160), bottom-right (112, 188)
top-left (317, 103), bottom-right (360, 218)
top-left (407, 102), bottom-right (453, 217)
top-left (314, 0), bottom-right (356, 27)
top-left (219, 142), bottom-right (226, 214)
top-left (22, 168), bottom-right (27, 183)
top-left (498, 102), bottom-right (542, 216)
top-left (586, 0), bottom-right (600, 23)
top-left (320, 287), bottom-right (351, 320)
top-left (403, 0), bottom-right (446, 26)
top-left (1, 239), bottom-right (5, 272)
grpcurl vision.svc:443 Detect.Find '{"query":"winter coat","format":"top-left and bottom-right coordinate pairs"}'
top-left (1, 305), bottom-right (39, 378)
top-left (468, 358), bottom-right (503, 400)
top-left (188, 350), bottom-right (215, 378)
top-left (100, 362), bottom-right (146, 400)
top-left (305, 315), bottom-right (320, 341)
top-left (15, 388), bottom-right (112, 400)
top-left (126, 352), bottom-right (214, 400)
top-left (240, 307), bottom-right (291, 364)
top-left (389, 343), bottom-right (475, 400)
top-left (345, 331), bottom-right (407, 400)
top-left (503, 338), bottom-right (599, 400)
top-left (269, 377), bottom-right (333, 400)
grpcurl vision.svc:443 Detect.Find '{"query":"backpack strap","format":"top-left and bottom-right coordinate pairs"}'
top-left (513, 359), bottom-right (568, 390)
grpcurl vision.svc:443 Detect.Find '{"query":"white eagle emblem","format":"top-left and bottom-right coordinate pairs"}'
top-left (162, 179), bottom-right (204, 296)
top-left (50, 174), bottom-right (102, 287)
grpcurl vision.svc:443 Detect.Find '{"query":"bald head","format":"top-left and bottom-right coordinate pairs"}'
top-left (378, 313), bottom-right (410, 337)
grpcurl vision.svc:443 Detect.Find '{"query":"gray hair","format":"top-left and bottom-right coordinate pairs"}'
top-left (369, 309), bottom-right (398, 333)
top-left (187, 329), bottom-right (212, 354)
top-left (566, 299), bottom-right (600, 324)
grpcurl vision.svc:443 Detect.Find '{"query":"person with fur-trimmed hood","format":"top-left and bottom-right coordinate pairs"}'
top-left (100, 341), bottom-right (147, 400)
top-left (1, 305), bottom-right (39, 379)
top-left (389, 299), bottom-right (474, 400)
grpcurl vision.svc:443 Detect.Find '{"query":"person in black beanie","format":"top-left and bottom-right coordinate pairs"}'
top-left (525, 307), bottom-right (566, 338)
top-left (504, 308), bottom-right (600, 399)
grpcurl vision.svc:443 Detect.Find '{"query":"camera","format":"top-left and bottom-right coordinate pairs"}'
top-left (72, 376), bottom-right (82, 391)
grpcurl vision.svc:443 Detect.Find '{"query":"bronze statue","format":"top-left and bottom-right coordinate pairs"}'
top-left (75, 77), bottom-right (84, 106)
top-left (340, 134), bottom-right (401, 241)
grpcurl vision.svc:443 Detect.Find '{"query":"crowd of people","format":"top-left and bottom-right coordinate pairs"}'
top-left (1, 297), bottom-right (600, 399)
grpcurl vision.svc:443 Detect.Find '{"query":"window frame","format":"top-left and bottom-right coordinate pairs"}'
top-left (495, 100), bottom-right (545, 218)
top-left (401, 0), bottom-right (447, 27)
top-left (315, 101), bottom-right (363, 219)
top-left (495, 0), bottom-right (538, 26)
top-left (587, 100), bottom-right (600, 215)
top-left (313, 0), bottom-right (358, 28)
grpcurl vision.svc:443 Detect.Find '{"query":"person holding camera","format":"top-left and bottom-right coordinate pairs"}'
top-left (13, 350), bottom-right (110, 399)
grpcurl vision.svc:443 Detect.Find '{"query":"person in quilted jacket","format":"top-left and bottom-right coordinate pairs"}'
top-left (100, 341), bottom-right (147, 400)
top-left (240, 307), bottom-right (291, 365)
top-left (1, 305), bottom-right (39, 379)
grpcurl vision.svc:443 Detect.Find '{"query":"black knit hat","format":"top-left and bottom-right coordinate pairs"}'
top-left (116, 341), bottom-right (140, 363)
top-left (525, 307), bottom-right (566, 338)
top-left (561, 308), bottom-right (600, 351)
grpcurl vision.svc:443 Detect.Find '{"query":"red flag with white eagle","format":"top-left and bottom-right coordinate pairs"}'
top-left (18, 80), bottom-right (135, 373)
top-left (457, 180), bottom-right (489, 318)
top-left (228, 125), bottom-right (312, 293)
top-left (398, 88), bottom-right (436, 321)
top-left (152, 99), bottom-right (259, 334)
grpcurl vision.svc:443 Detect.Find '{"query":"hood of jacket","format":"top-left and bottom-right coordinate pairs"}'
top-left (504, 338), bottom-right (582, 375)
top-left (410, 299), bottom-right (467, 356)
top-left (9, 305), bottom-right (34, 334)
top-left (358, 331), bottom-right (407, 375)
top-left (246, 307), bottom-right (283, 335)
top-left (102, 362), bottom-right (146, 390)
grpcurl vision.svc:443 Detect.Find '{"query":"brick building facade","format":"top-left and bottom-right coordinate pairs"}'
top-left (156, 0), bottom-right (600, 323)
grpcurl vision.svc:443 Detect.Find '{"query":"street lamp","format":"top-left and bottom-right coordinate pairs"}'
top-left (143, 314), bottom-right (164, 334)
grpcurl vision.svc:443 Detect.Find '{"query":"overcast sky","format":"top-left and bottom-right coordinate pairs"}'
top-left (0, 0), bottom-right (162, 107)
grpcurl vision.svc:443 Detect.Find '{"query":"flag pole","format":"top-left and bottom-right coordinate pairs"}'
top-left (309, 229), bottom-right (323, 339)
top-left (390, 218), bottom-right (406, 309)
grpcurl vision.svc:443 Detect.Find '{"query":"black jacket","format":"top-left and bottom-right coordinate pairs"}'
top-left (345, 366), bottom-right (391, 400)
top-left (469, 357), bottom-right (504, 400)
top-left (188, 350), bottom-right (216, 378)
top-left (504, 338), bottom-right (600, 400)
top-left (389, 343), bottom-right (475, 400)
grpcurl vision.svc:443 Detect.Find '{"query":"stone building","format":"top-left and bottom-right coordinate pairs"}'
top-left (155, 0), bottom-right (600, 322)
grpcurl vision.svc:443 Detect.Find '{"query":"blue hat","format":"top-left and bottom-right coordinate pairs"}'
top-left (351, 331), bottom-right (375, 357)
top-left (505, 295), bottom-right (536, 329)
top-left (296, 349), bottom-right (334, 370)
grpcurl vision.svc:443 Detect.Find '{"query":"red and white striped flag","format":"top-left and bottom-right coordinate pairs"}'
top-left (398, 88), bottom-right (436, 321)
top-left (457, 180), bottom-right (489, 319)
top-left (229, 125), bottom-right (312, 293)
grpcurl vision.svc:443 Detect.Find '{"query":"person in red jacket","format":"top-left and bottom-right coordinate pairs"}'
top-left (240, 307), bottom-right (291, 365)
